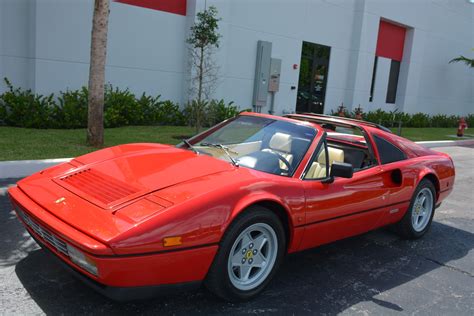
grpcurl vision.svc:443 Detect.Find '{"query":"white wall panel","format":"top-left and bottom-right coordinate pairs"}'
top-left (0, 0), bottom-right (472, 115)
top-left (371, 56), bottom-right (390, 111)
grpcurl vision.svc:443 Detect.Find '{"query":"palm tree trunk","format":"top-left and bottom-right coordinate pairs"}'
top-left (195, 46), bottom-right (204, 134)
top-left (87, 0), bottom-right (110, 147)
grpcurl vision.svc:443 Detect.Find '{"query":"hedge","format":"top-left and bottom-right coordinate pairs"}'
top-left (331, 108), bottom-right (474, 128)
top-left (1, 78), bottom-right (471, 129)
top-left (0, 78), bottom-right (239, 129)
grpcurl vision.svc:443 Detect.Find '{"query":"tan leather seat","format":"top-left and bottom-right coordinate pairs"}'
top-left (306, 147), bottom-right (344, 179)
top-left (262, 132), bottom-right (294, 170)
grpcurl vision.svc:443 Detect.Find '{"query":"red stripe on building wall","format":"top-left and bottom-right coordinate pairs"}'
top-left (375, 20), bottom-right (406, 61)
top-left (115, 0), bottom-right (187, 16)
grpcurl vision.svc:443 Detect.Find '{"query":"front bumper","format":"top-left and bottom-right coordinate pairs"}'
top-left (34, 234), bottom-right (201, 301)
top-left (9, 187), bottom-right (218, 299)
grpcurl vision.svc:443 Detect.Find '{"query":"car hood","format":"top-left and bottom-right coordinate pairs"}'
top-left (15, 144), bottom-right (235, 244)
top-left (53, 144), bottom-right (235, 210)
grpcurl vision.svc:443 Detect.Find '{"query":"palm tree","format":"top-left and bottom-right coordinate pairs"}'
top-left (87, 0), bottom-right (110, 147)
top-left (449, 49), bottom-right (474, 68)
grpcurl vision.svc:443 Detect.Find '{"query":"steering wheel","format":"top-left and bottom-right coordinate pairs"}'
top-left (263, 149), bottom-right (293, 174)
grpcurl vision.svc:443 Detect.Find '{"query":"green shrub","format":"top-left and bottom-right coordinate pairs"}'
top-left (136, 93), bottom-right (161, 125)
top-left (3, 78), bottom-right (468, 131)
top-left (410, 112), bottom-right (430, 128)
top-left (157, 100), bottom-right (186, 126)
top-left (430, 114), bottom-right (458, 128)
top-left (0, 98), bottom-right (6, 125)
top-left (393, 111), bottom-right (412, 127)
top-left (465, 114), bottom-right (474, 127)
top-left (53, 87), bottom-right (88, 128)
top-left (206, 99), bottom-right (239, 126)
top-left (363, 109), bottom-right (393, 126)
top-left (104, 86), bottom-right (141, 127)
top-left (0, 78), bottom-right (55, 128)
top-left (329, 108), bottom-right (473, 129)
top-left (183, 99), bottom-right (240, 131)
top-left (0, 79), bottom-right (197, 128)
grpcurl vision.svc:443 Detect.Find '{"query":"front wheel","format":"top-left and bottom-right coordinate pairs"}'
top-left (205, 206), bottom-right (286, 302)
top-left (395, 179), bottom-right (436, 239)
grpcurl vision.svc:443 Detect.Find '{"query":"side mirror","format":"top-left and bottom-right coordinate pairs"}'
top-left (330, 162), bottom-right (353, 179)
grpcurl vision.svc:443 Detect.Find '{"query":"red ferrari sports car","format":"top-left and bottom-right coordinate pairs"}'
top-left (9, 113), bottom-right (455, 301)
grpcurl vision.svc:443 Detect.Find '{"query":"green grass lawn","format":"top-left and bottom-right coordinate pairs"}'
top-left (0, 126), bottom-right (471, 161)
top-left (0, 126), bottom-right (194, 161)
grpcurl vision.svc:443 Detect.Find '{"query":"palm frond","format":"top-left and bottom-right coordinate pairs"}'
top-left (449, 55), bottom-right (474, 68)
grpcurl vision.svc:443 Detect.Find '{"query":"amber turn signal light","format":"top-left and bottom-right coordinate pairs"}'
top-left (163, 236), bottom-right (182, 247)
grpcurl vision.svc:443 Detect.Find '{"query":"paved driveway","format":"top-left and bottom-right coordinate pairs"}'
top-left (1, 145), bottom-right (473, 315)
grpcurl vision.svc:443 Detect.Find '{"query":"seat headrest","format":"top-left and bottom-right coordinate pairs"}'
top-left (318, 147), bottom-right (344, 165)
top-left (269, 132), bottom-right (292, 152)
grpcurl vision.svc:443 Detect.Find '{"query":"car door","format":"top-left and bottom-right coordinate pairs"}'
top-left (298, 135), bottom-right (390, 251)
top-left (369, 133), bottom-right (416, 226)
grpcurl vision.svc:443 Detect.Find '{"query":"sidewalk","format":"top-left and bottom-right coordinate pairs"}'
top-left (416, 139), bottom-right (474, 148)
top-left (1, 139), bottom-right (474, 179)
top-left (0, 158), bottom-right (71, 179)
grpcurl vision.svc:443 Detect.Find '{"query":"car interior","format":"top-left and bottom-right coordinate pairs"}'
top-left (232, 132), bottom-right (312, 176)
top-left (304, 126), bottom-right (377, 179)
top-left (193, 116), bottom-right (378, 177)
top-left (195, 127), bottom-right (377, 178)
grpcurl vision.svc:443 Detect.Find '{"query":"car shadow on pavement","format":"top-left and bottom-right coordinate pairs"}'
top-left (14, 220), bottom-right (474, 315)
top-left (0, 178), bottom-right (41, 269)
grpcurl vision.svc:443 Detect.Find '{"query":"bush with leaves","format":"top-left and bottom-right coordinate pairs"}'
top-left (136, 93), bottom-right (161, 125)
top-left (0, 78), bottom-right (55, 128)
top-left (183, 99), bottom-right (239, 132)
top-left (183, 100), bottom-right (208, 133)
top-left (0, 79), bottom-right (242, 129)
top-left (206, 99), bottom-right (239, 126)
top-left (52, 87), bottom-right (89, 128)
top-left (330, 107), bottom-right (473, 128)
top-left (0, 98), bottom-right (6, 125)
top-left (156, 100), bottom-right (186, 126)
top-left (363, 109), bottom-right (394, 126)
top-left (103, 86), bottom-right (140, 127)
top-left (430, 114), bottom-right (458, 128)
top-left (409, 112), bottom-right (430, 128)
top-left (466, 114), bottom-right (474, 127)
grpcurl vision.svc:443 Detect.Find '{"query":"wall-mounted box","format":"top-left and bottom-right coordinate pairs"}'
top-left (268, 58), bottom-right (281, 92)
top-left (252, 40), bottom-right (272, 108)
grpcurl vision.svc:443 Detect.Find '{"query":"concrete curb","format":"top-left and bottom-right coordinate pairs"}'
top-left (1, 138), bottom-right (473, 179)
top-left (416, 139), bottom-right (474, 148)
top-left (0, 158), bottom-right (71, 179)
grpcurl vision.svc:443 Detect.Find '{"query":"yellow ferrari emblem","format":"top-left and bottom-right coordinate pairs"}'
top-left (55, 197), bottom-right (66, 204)
top-left (245, 250), bottom-right (253, 259)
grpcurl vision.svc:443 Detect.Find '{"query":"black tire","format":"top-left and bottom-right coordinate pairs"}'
top-left (395, 179), bottom-right (436, 239)
top-left (205, 205), bottom-right (286, 302)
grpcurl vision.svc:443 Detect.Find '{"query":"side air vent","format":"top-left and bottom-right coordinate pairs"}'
top-left (60, 168), bottom-right (139, 206)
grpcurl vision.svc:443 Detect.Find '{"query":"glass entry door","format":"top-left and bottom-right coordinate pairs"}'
top-left (296, 42), bottom-right (331, 114)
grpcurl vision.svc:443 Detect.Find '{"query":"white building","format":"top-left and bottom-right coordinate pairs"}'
top-left (1, 0), bottom-right (473, 115)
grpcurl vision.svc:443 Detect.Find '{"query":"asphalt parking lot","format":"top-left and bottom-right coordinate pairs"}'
top-left (1, 145), bottom-right (473, 315)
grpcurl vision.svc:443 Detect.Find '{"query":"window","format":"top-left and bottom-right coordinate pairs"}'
top-left (369, 56), bottom-right (378, 102)
top-left (304, 141), bottom-right (329, 180)
top-left (374, 135), bottom-right (406, 164)
top-left (194, 115), bottom-right (317, 177)
top-left (386, 60), bottom-right (401, 104)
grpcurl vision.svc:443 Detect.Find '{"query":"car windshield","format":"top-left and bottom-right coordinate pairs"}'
top-left (193, 115), bottom-right (317, 176)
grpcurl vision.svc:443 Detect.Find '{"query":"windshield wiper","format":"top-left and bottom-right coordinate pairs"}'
top-left (182, 139), bottom-right (199, 154)
top-left (200, 142), bottom-right (239, 167)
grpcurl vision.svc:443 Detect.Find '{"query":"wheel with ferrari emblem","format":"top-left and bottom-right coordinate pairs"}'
top-left (395, 179), bottom-right (436, 239)
top-left (205, 206), bottom-right (286, 302)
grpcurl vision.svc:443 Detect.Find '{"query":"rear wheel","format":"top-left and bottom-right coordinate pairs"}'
top-left (395, 179), bottom-right (436, 239)
top-left (205, 206), bottom-right (286, 302)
